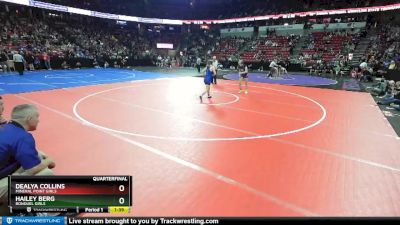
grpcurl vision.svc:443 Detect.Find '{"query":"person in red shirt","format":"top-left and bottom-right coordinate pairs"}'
top-left (42, 52), bottom-right (51, 70)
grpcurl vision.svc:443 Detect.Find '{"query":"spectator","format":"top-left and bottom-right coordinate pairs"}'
top-left (0, 96), bottom-right (6, 126)
top-left (359, 61), bottom-right (373, 82)
top-left (33, 56), bottom-right (41, 70)
top-left (351, 67), bottom-right (362, 79)
top-left (25, 52), bottom-right (35, 71)
top-left (0, 51), bottom-right (9, 73)
top-left (42, 52), bottom-right (51, 70)
top-left (378, 81), bottom-right (400, 111)
top-left (0, 104), bottom-right (55, 215)
top-left (121, 58), bottom-right (127, 68)
top-left (93, 59), bottom-right (100, 68)
top-left (379, 80), bottom-right (396, 99)
top-left (75, 61), bottom-right (82, 69)
top-left (388, 60), bottom-right (397, 70)
top-left (61, 61), bottom-right (70, 69)
top-left (369, 79), bottom-right (388, 96)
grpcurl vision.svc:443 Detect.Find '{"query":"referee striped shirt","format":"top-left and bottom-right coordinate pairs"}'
top-left (13, 54), bottom-right (24, 63)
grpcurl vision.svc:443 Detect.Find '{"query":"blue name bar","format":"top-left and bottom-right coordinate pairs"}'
top-left (2, 217), bottom-right (64, 225)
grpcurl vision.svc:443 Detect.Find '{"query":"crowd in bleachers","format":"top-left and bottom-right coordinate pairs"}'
top-left (352, 24), bottom-right (400, 108)
top-left (240, 35), bottom-right (299, 63)
top-left (0, 17), bottom-right (64, 71)
top-left (0, 8), bottom-right (169, 72)
top-left (346, 23), bottom-right (400, 83)
top-left (301, 31), bottom-right (356, 62)
top-left (298, 30), bottom-right (363, 76)
top-left (364, 24), bottom-right (400, 71)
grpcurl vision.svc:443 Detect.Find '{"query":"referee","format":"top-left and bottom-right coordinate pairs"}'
top-left (212, 56), bottom-right (218, 84)
top-left (13, 51), bottom-right (25, 75)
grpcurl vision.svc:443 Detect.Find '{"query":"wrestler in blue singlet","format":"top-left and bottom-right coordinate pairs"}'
top-left (204, 66), bottom-right (213, 85)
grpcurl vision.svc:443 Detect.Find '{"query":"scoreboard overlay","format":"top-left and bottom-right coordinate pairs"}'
top-left (8, 176), bottom-right (132, 214)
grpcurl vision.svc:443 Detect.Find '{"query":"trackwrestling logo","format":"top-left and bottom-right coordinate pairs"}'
top-left (2, 217), bottom-right (63, 225)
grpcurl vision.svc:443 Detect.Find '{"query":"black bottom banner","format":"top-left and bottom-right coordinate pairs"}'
top-left (66, 217), bottom-right (399, 225)
top-left (1, 217), bottom-right (399, 225)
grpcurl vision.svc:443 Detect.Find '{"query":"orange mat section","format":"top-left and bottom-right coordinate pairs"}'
top-left (2, 77), bottom-right (400, 216)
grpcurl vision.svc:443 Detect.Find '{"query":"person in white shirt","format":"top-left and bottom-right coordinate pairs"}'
top-left (268, 60), bottom-right (278, 78)
top-left (359, 61), bottom-right (368, 71)
top-left (196, 57), bottom-right (201, 73)
top-left (359, 61), bottom-right (372, 82)
top-left (13, 51), bottom-right (25, 75)
top-left (212, 56), bottom-right (218, 84)
top-left (157, 55), bottom-right (162, 67)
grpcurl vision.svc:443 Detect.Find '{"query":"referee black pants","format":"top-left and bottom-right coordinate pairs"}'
top-left (15, 62), bottom-right (24, 75)
top-left (196, 64), bottom-right (201, 73)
